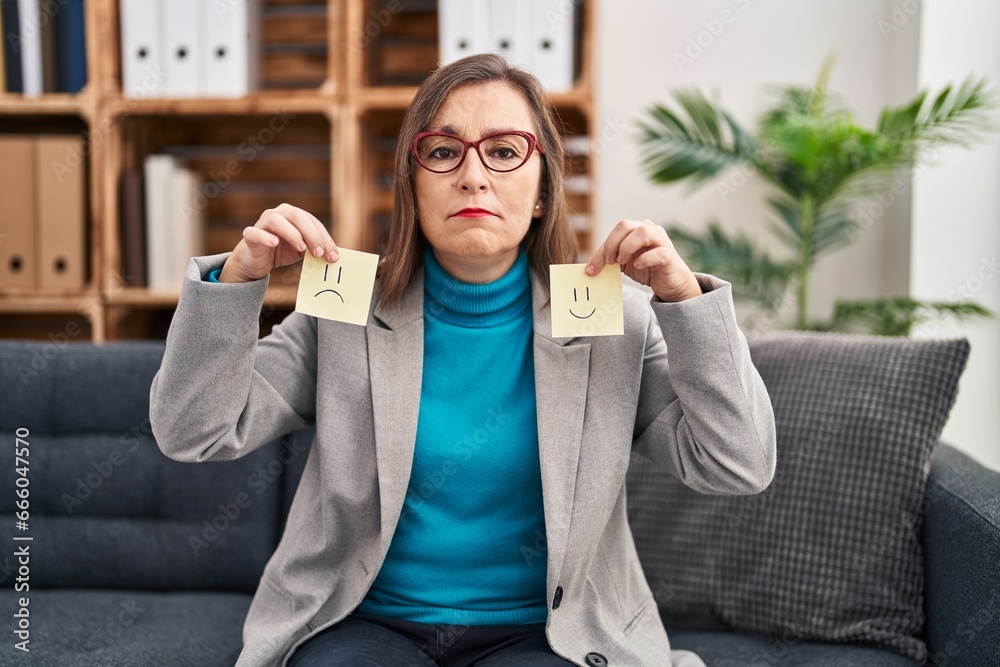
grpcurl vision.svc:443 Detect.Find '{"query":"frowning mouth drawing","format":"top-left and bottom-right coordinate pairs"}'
top-left (315, 264), bottom-right (345, 302)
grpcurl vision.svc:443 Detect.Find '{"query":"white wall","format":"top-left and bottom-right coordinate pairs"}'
top-left (910, 0), bottom-right (1000, 471)
top-left (595, 0), bottom-right (998, 469)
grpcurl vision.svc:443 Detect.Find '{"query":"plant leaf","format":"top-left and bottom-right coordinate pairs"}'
top-left (820, 297), bottom-right (994, 336)
top-left (877, 75), bottom-right (997, 151)
top-left (637, 89), bottom-right (764, 189)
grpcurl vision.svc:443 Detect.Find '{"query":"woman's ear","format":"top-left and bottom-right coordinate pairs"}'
top-left (533, 200), bottom-right (544, 218)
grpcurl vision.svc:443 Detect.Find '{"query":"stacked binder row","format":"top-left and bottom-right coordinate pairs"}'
top-left (0, 135), bottom-right (87, 290)
top-left (1, 0), bottom-right (87, 95)
top-left (118, 155), bottom-right (205, 291)
top-left (120, 0), bottom-right (260, 98)
top-left (439, 0), bottom-right (576, 92)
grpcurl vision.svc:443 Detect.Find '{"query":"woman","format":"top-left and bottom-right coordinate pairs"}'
top-left (151, 54), bottom-right (775, 667)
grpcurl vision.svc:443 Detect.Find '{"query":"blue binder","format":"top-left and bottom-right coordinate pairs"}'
top-left (56, 0), bottom-right (87, 93)
top-left (1, 0), bottom-right (23, 92)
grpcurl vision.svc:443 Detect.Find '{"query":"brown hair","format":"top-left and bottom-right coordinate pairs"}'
top-left (377, 52), bottom-right (578, 308)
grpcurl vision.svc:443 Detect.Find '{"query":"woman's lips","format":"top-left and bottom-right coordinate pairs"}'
top-left (453, 208), bottom-right (496, 218)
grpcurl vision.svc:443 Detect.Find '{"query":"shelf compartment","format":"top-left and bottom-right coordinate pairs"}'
top-left (0, 119), bottom-right (96, 299)
top-left (111, 112), bottom-right (332, 290)
top-left (260, 0), bottom-right (330, 90)
top-left (0, 311), bottom-right (94, 342)
top-left (363, 0), bottom-right (439, 88)
top-left (108, 0), bottom-right (334, 99)
top-left (358, 0), bottom-right (589, 92)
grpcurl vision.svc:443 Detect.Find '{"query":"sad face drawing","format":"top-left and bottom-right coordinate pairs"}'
top-left (316, 264), bottom-right (346, 303)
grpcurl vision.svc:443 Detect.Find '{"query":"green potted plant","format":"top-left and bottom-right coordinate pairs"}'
top-left (636, 55), bottom-right (995, 334)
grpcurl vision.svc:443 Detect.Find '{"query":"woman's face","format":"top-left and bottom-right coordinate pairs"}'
top-left (414, 81), bottom-right (543, 282)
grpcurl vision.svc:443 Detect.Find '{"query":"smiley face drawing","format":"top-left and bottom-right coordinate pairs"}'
top-left (569, 286), bottom-right (595, 319)
top-left (549, 263), bottom-right (624, 338)
top-left (295, 249), bottom-right (379, 326)
top-left (315, 264), bottom-right (346, 303)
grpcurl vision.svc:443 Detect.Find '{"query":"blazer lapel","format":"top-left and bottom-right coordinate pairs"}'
top-left (368, 271), bottom-right (425, 551)
top-left (530, 268), bottom-right (591, 586)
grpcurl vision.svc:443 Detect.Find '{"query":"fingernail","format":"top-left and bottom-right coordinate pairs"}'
top-left (314, 246), bottom-right (324, 257)
top-left (327, 251), bottom-right (338, 262)
top-left (585, 264), bottom-right (595, 275)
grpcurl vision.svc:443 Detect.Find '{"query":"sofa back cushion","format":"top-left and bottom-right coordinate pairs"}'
top-left (625, 332), bottom-right (969, 662)
top-left (923, 445), bottom-right (1000, 667)
top-left (0, 341), bottom-right (290, 592)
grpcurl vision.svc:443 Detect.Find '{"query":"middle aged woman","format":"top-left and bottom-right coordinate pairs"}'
top-left (150, 53), bottom-right (776, 667)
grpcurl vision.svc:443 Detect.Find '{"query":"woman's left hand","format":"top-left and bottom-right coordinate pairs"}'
top-left (586, 219), bottom-right (702, 303)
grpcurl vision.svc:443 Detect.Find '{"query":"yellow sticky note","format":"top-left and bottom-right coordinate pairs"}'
top-left (295, 249), bottom-right (379, 325)
top-left (550, 263), bottom-right (624, 338)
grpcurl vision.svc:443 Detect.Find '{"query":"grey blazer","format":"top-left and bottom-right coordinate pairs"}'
top-left (150, 252), bottom-right (776, 667)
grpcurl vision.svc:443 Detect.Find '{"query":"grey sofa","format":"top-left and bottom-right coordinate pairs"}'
top-left (1, 339), bottom-right (997, 667)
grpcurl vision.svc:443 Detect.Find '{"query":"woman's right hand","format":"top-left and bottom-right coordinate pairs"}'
top-left (218, 204), bottom-right (340, 283)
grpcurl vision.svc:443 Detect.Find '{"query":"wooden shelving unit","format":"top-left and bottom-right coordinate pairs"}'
top-left (0, 0), bottom-right (597, 341)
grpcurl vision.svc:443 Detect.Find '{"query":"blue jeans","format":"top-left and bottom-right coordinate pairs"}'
top-left (286, 611), bottom-right (575, 666)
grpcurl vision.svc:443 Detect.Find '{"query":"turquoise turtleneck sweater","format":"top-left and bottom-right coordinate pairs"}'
top-left (354, 246), bottom-right (548, 625)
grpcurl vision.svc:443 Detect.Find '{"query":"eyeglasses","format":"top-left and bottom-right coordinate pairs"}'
top-left (411, 130), bottom-right (545, 174)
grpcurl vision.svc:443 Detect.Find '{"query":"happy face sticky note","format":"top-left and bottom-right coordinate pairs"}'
top-left (550, 263), bottom-right (624, 338)
top-left (295, 249), bottom-right (379, 325)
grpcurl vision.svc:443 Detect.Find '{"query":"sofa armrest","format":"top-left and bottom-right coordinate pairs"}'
top-left (922, 444), bottom-right (1000, 665)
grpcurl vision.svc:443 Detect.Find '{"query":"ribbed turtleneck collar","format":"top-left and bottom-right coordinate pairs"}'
top-left (423, 247), bottom-right (532, 327)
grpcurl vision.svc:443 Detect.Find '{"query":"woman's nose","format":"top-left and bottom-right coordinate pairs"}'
top-left (457, 149), bottom-right (490, 191)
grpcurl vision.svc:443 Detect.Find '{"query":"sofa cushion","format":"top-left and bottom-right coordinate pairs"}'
top-left (0, 341), bottom-right (298, 592)
top-left (0, 589), bottom-right (249, 667)
top-left (626, 332), bottom-right (970, 662)
top-left (923, 445), bottom-right (1000, 666)
top-left (666, 629), bottom-right (920, 666)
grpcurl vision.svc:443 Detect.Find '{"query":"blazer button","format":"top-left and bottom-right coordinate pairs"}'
top-left (585, 652), bottom-right (608, 666)
top-left (552, 586), bottom-right (563, 609)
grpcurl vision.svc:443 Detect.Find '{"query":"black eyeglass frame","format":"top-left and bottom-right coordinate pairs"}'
top-left (410, 130), bottom-right (546, 174)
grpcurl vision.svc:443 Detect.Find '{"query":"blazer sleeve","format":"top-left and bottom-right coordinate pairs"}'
top-left (150, 253), bottom-right (317, 463)
top-left (631, 272), bottom-right (776, 494)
